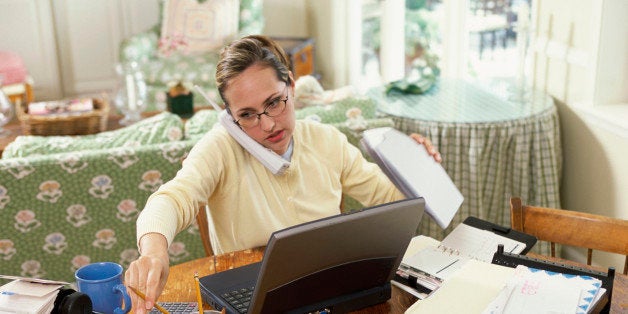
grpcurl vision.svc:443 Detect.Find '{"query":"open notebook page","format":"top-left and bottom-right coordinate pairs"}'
top-left (440, 223), bottom-right (526, 262)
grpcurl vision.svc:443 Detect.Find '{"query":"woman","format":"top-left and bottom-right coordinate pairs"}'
top-left (125, 35), bottom-right (440, 312)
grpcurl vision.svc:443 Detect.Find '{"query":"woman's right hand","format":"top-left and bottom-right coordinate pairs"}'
top-left (125, 233), bottom-right (170, 313)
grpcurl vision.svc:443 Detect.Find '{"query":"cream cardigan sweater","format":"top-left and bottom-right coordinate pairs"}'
top-left (136, 120), bottom-right (404, 254)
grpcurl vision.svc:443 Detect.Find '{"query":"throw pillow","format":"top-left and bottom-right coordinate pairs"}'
top-left (160, 0), bottom-right (239, 56)
top-left (2, 112), bottom-right (184, 159)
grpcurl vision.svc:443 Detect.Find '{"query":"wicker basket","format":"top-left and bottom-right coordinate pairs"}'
top-left (17, 98), bottom-right (110, 136)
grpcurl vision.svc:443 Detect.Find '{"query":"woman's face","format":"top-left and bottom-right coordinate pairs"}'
top-left (223, 64), bottom-right (296, 155)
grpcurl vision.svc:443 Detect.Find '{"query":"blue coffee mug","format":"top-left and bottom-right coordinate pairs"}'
top-left (75, 262), bottom-right (131, 314)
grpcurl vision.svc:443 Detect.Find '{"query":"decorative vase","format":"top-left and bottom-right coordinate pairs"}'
top-left (113, 62), bottom-right (146, 125)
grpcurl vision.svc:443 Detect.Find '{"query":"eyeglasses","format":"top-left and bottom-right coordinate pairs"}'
top-left (234, 86), bottom-right (289, 128)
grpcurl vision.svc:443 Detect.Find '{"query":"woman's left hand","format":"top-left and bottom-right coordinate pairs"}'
top-left (410, 133), bottom-right (442, 163)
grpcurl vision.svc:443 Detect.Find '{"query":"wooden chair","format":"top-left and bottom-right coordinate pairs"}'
top-left (510, 197), bottom-right (628, 275)
top-left (196, 202), bottom-right (214, 257)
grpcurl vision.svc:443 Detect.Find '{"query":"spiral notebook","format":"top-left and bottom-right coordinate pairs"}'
top-left (397, 217), bottom-right (536, 292)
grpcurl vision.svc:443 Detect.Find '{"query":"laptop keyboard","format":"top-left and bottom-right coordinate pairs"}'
top-left (221, 286), bottom-right (255, 313)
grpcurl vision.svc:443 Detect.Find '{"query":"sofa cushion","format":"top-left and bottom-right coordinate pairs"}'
top-left (119, 30), bottom-right (160, 64)
top-left (2, 112), bottom-right (184, 159)
top-left (141, 53), bottom-right (220, 88)
top-left (184, 109), bottom-right (219, 140)
top-left (238, 0), bottom-right (264, 36)
top-left (295, 97), bottom-right (380, 124)
top-left (138, 55), bottom-right (222, 111)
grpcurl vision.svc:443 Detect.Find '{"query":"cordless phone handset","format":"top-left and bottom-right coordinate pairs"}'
top-left (194, 85), bottom-right (290, 175)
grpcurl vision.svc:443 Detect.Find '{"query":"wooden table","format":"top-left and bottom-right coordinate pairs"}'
top-left (161, 248), bottom-right (628, 313)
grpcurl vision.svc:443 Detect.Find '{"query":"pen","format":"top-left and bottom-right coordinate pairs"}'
top-left (195, 271), bottom-right (204, 314)
top-left (510, 244), bottom-right (519, 253)
top-left (436, 259), bottom-right (460, 274)
top-left (127, 285), bottom-right (169, 314)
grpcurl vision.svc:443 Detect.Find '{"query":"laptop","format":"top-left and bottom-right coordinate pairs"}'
top-left (199, 197), bottom-right (425, 314)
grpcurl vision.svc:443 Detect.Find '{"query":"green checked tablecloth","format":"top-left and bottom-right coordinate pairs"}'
top-left (368, 78), bottom-right (562, 255)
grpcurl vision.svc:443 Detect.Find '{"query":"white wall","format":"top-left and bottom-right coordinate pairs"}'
top-left (54, 1), bottom-right (137, 95)
top-left (532, 0), bottom-right (628, 270)
top-left (0, 0), bottom-right (63, 99)
top-left (0, 0), bottom-right (159, 101)
top-left (263, 0), bottom-right (309, 37)
top-left (593, 0), bottom-right (628, 105)
top-left (264, 0), bottom-right (353, 89)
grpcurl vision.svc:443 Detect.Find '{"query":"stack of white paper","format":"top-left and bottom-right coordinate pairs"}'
top-left (483, 265), bottom-right (605, 314)
top-left (0, 277), bottom-right (67, 314)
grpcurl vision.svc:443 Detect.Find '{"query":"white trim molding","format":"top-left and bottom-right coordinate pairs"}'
top-left (575, 102), bottom-right (628, 139)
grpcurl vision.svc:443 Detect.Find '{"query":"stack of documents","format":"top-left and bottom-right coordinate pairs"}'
top-left (405, 260), bottom-right (516, 313)
top-left (483, 265), bottom-right (604, 314)
top-left (0, 276), bottom-right (68, 313)
top-left (402, 257), bottom-right (605, 314)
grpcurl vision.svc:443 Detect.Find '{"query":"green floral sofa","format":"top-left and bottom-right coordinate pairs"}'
top-left (119, 0), bottom-right (264, 111)
top-left (0, 98), bottom-right (393, 284)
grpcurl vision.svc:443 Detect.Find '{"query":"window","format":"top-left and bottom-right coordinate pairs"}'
top-left (356, 0), bottom-right (532, 87)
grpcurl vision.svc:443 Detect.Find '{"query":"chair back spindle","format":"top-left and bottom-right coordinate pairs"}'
top-left (196, 203), bottom-right (214, 257)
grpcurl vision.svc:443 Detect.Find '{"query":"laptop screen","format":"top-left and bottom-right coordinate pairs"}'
top-left (250, 197), bottom-right (425, 313)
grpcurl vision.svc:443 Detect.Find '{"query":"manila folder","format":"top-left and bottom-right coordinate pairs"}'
top-left (405, 260), bottom-right (515, 314)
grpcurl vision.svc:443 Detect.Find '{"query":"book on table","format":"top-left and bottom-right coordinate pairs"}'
top-left (0, 276), bottom-right (68, 314)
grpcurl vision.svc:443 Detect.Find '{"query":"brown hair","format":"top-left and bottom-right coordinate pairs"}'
top-left (215, 35), bottom-right (292, 106)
